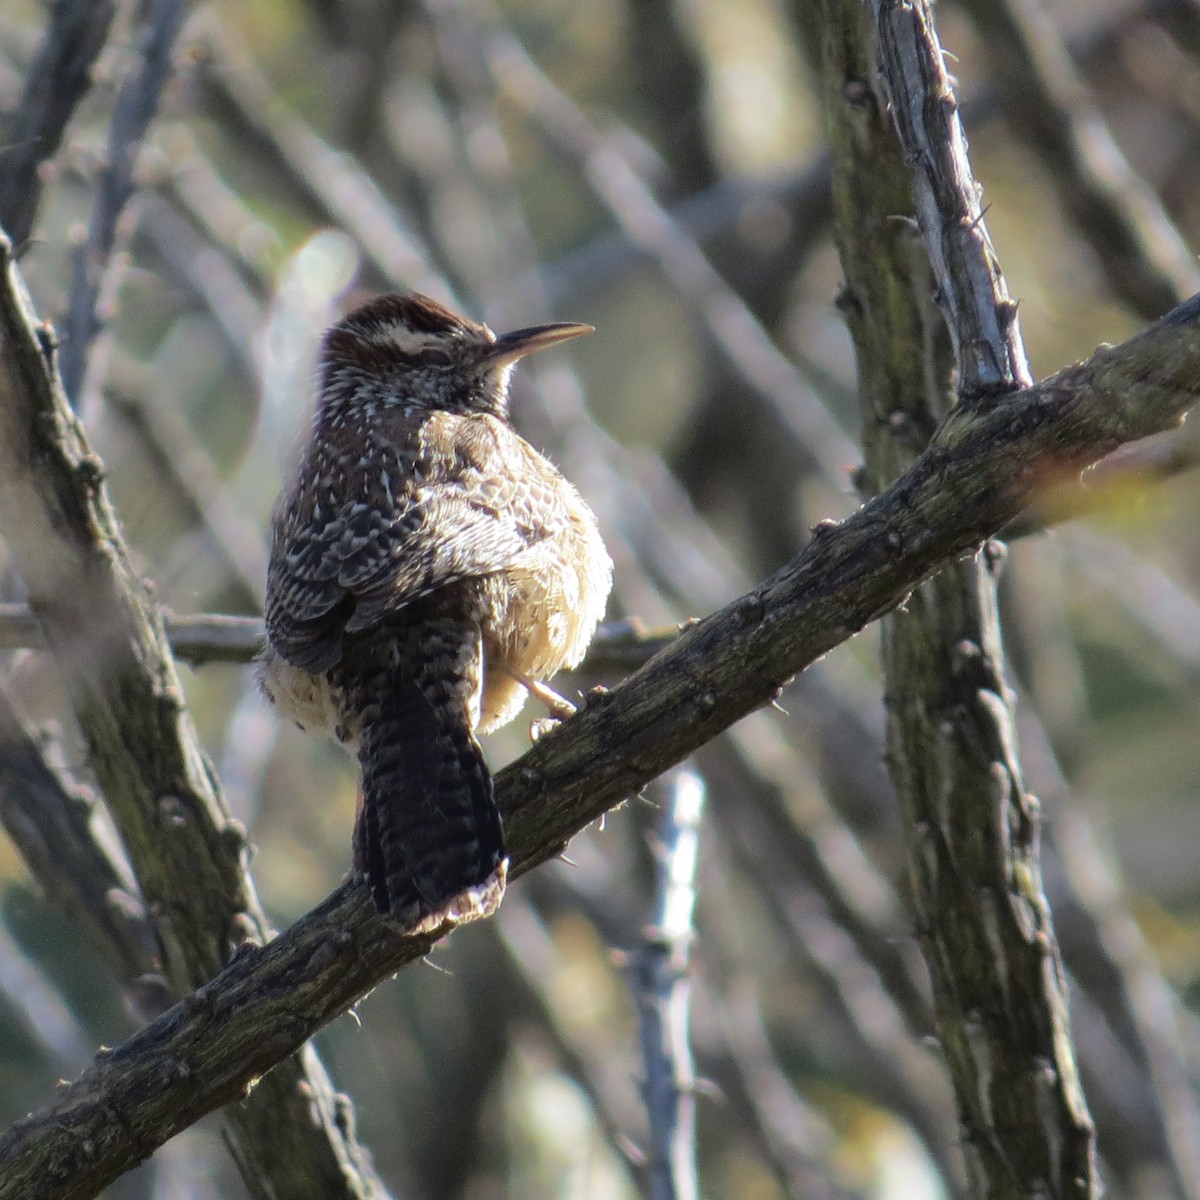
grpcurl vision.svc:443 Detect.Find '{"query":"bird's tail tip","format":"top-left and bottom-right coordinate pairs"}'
top-left (398, 857), bottom-right (509, 936)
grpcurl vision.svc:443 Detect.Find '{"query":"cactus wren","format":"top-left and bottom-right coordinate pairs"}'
top-left (260, 293), bottom-right (612, 931)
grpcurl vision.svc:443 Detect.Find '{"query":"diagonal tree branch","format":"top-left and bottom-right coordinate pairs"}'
top-left (0, 680), bottom-right (161, 1002)
top-left (1, 268), bottom-right (1199, 1197)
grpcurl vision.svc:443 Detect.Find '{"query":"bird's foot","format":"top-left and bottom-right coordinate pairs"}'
top-left (505, 666), bottom-right (577, 720)
top-left (529, 716), bottom-right (562, 742)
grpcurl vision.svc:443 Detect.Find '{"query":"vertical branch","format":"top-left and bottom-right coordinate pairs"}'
top-left (815, 0), bottom-right (1101, 1196)
top-left (869, 0), bottom-right (1031, 395)
top-left (0, 229), bottom-right (390, 1200)
top-left (629, 767), bottom-right (705, 1200)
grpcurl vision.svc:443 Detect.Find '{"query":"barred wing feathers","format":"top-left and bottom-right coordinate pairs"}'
top-left (265, 410), bottom-right (562, 672)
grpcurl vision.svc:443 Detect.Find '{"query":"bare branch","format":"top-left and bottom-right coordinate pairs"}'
top-left (495, 894), bottom-right (646, 1178)
top-left (0, 680), bottom-right (161, 1000)
top-left (0, 919), bottom-right (94, 1072)
top-left (191, 15), bottom-right (442, 295)
top-left (102, 350), bottom-right (266, 613)
top-left (869, 0), bottom-right (1032, 395)
top-left (451, 0), bottom-right (859, 487)
top-left (843, 2), bottom-right (1107, 1196)
top-left (630, 768), bottom-right (704, 1200)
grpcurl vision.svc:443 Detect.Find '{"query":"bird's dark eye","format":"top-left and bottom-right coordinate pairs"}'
top-left (416, 347), bottom-right (453, 368)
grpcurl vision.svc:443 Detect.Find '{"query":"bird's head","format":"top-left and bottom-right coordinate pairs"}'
top-left (320, 292), bottom-right (593, 420)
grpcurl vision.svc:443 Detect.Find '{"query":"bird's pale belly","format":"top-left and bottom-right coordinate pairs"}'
top-left (258, 651), bottom-right (355, 748)
top-left (478, 503), bottom-right (612, 732)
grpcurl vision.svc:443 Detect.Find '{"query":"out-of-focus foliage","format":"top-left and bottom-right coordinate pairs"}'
top-left (1, 0), bottom-right (1199, 1197)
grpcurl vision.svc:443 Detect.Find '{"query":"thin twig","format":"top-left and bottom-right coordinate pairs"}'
top-left (0, 609), bottom-right (680, 671)
top-left (156, 127), bottom-right (279, 289)
top-left (701, 725), bottom-right (929, 1035)
top-left (1030, 723), bottom-right (1200, 1196)
top-left (495, 895), bottom-right (646, 1177)
top-left (135, 194), bottom-right (264, 381)
top-left (102, 349), bottom-right (267, 613)
top-left (0, 920), bottom-right (94, 1073)
top-left (191, 15), bottom-right (442, 295)
top-left (449, 0), bottom-right (859, 488)
top-left (707, 788), bottom-right (960, 1185)
top-left (630, 768), bottom-right (704, 1200)
top-left (1061, 529), bottom-right (1200, 681)
top-left (696, 983), bottom-right (863, 1200)
top-left (0, 680), bottom-right (163, 1005)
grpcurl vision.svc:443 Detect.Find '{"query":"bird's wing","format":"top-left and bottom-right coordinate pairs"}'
top-left (264, 411), bottom-right (560, 671)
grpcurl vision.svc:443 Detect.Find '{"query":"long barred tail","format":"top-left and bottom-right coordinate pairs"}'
top-left (350, 621), bottom-right (507, 930)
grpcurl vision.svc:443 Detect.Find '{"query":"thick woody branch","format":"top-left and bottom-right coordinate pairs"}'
top-left (0, 243), bottom-right (244, 993)
top-left (863, 5), bottom-right (1101, 1197)
top-left (2, 290), bottom-right (1200, 1199)
top-left (0, 235), bottom-right (386, 1197)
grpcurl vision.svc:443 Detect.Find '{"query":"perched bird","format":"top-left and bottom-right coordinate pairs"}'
top-left (260, 292), bottom-right (612, 931)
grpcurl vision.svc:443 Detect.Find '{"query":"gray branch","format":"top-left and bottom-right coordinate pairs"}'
top-left (630, 768), bottom-right (705, 1200)
top-left (463, 0), bottom-right (859, 486)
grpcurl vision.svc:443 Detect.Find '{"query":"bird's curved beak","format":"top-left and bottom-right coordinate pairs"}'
top-left (486, 321), bottom-right (594, 368)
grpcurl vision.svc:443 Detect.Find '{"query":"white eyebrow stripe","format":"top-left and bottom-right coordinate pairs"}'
top-left (358, 323), bottom-right (454, 355)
